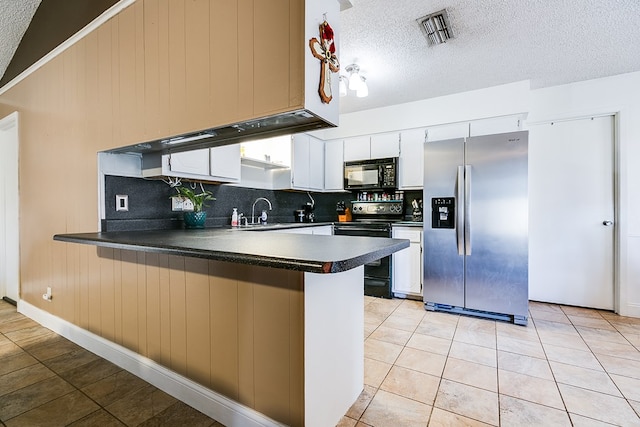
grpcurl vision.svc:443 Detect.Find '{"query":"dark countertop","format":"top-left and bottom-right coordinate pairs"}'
top-left (53, 228), bottom-right (409, 274)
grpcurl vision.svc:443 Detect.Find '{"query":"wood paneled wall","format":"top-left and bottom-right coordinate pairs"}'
top-left (0, 1), bottom-right (307, 424)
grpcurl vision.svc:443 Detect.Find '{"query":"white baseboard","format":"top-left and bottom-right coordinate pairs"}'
top-left (18, 300), bottom-right (284, 427)
top-left (621, 302), bottom-right (640, 318)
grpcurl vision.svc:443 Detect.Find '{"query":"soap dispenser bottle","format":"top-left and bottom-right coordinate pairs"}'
top-left (260, 210), bottom-right (268, 225)
top-left (231, 208), bottom-right (238, 227)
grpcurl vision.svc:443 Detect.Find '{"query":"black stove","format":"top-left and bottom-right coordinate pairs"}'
top-left (333, 201), bottom-right (404, 298)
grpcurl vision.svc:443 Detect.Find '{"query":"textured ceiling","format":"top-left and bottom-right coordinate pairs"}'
top-left (0, 0), bottom-right (41, 80)
top-left (1, 0), bottom-right (639, 117)
top-left (338, 0), bottom-right (640, 113)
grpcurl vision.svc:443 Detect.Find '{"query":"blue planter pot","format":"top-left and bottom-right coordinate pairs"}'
top-left (183, 211), bottom-right (207, 229)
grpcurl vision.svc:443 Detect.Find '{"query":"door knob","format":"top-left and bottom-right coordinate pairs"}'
top-left (602, 220), bottom-right (613, 226)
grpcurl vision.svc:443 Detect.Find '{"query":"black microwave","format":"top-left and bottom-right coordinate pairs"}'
top-left (344, 157), bottom-right (397, 190)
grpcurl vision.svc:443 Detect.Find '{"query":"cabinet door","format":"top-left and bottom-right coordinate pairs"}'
top-left (308, 136), bottom-right (325, 190)
top-left (469, 115), bottom-right (522, 137)
top-left (426, 122), bottom-right (469, 142)
top-left (291, 134), bottom-right (310, 189)
top-left (343, 136), bottom-right (370, 161)
top-left (392, 228), bottom-right (423, 296)
top-left (210, 144), bottom-right (241, 182)
top-left (370, 132), bottom-right (400, 159)
top-left (399, 128), bottom-right (426, 189)
top-left (324, 139), bottom-right (344, 191)
top-left (169, 149), bottom-right (209, 175)
top-left (311, 225), bottom-right (333, 235)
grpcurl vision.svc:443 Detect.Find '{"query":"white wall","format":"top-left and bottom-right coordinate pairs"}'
top-left (0, 111), bottom-right (20, 302)
top-left (528, 72), bottom-right (640, 318)
top-left (320, 72), bottom-right (640, 317)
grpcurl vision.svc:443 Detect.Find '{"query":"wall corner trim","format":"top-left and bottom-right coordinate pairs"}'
top-left (17, 300), bottom-right (285, 427)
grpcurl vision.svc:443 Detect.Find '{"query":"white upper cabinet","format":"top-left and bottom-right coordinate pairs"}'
top-left (324, 139), bottom-right (344, 191)
top-left (343, 132), bottom-right (400, 162)
top-left (469, 115), bottom-right (523, 136)
top-left (292, 134), bottom-right (310, 189)
top-left (343, 136), bottom-right (371, 161)
top-left (308, 136), bottom-right (325, 190)
top-left (210, 144), bottom-right (241, 182)
top-left (169, 149), bottom-right (210, 176)
top-left (425, 122), bottom-right (469, 142)
top-left (399, 128), bottom-right (426, 189)
top-left (370, 132), bottom-right (400, 159)
top-left (291, 134), bottom-right (324, 191)
top-left (141, 146), bottom-right (240, 183)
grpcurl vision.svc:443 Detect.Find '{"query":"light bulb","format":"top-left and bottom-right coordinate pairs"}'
top-left (348, 71), bottom-right (361, 90)
top-left (356, 77), bottom-right (368, 97)
top-left (339, 76), bottom-right (347, 97)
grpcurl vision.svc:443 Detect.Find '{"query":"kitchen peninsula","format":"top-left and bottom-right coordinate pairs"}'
top-left (53, 228), bottom-right (409, 427)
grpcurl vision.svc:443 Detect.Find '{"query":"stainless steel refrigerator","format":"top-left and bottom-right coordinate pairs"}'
top-left (423, 131), bottom-right (528, 325)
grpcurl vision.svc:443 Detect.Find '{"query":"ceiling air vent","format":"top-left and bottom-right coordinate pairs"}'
top-left (417, 9), bottom-right (454, 46)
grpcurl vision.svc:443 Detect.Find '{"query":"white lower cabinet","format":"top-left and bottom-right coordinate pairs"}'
top-left (268, 225), bottom-right (333, 235)
top-left (392, 227), bottom-right (423, 298)
top-left (310, 225), bottom-right (333, 235)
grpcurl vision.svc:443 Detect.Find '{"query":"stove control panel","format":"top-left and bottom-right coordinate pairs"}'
top-left (351, 202), bottom-right (404, 215)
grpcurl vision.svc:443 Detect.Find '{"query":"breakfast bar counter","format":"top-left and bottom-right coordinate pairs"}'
top-left (54, 228), bottom-right (408, 274)
top-left (52, 228), bottom-right (409, 427)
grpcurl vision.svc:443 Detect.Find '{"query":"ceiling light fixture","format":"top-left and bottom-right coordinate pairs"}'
top-left (341, 64), bottom-right (369, 98)
top-left (417, 9), bottom-right (454, 46)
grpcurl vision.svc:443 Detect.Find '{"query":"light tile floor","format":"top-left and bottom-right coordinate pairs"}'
top-left (3, 298), bottom-right (640, 426)
top-left (340, 297), bottom-right (640, 427)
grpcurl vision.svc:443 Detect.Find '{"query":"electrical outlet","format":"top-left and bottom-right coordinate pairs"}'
top-left (171, 196), bottom-right (185, 211)
top-left (116, 195), bottom-right (129, 211)
top-left (182, 199), bottom-right (194, 211)
top-left (42, 286), bottom-right (52, 302)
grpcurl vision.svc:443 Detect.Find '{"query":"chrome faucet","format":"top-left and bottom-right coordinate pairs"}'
top-left (251, 197), bottom-right (273, 224)
top-left (237, 213), bottom-right (249, 226)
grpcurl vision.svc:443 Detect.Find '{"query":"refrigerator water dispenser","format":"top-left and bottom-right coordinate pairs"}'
top-left (431, 197), bottom-right (455, 229)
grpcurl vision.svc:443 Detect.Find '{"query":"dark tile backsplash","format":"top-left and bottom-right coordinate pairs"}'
top-left (103, 176), bottom-right (424, 231)
top-left (103, 176), bottom-right (354, 231)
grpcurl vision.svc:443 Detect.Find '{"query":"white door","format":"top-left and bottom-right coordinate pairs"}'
top-left (528, 116), bottom-right (615, 310)
top-left (0, 112), bottom-right (20, 303)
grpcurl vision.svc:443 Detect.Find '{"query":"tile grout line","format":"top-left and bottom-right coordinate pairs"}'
top-left (0, 302), bottom-right (177, 427)
top-left (0, 318), bottom-right (116, 425)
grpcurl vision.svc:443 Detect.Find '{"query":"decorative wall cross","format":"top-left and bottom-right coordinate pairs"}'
top-left (309, 20), bottom-right (340, 104)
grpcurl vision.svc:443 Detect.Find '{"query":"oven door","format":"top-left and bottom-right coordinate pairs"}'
top-left (333, 223), bottom-right (393, 298)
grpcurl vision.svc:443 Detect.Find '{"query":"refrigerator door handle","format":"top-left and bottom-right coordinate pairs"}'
top-left (465, 165), bottom-right (472, 255)
top-left (457, 166), bottom-right (465, 256)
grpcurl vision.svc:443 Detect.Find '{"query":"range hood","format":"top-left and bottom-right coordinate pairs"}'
top-left (107, 109), bottom-right (334, 155)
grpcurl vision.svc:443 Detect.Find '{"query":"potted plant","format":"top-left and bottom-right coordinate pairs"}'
top-left (175, 186), bottom-right (215, 229)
